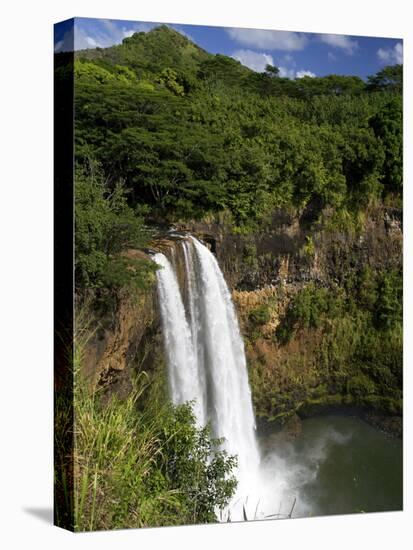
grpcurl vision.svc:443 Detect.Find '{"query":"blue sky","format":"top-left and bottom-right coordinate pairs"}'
top-left (54, 17), bottom-right (403, 80)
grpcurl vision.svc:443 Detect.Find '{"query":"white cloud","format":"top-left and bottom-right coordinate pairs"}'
top-left (54, 40), bottom-right (63, 52)
top-left (319, 33), bottom-right (358, 54)
top-left (74, 28), bottom-right (105, 50)
top-left (128, 23), bottom-right (156, 35)
top-left (377, 42), bottom-right (403, 64)
top-left (123, 28), bottom-right (138, 39)
top-left (232, 49), bottom-right (316, 80)
top-left (280, 67), bottom-right (316, 79)
top-left (279, 66), bottom-right (296, 79)
top-left (296, 70), bottom-right (316, 78)
top-left (227, 28), bottom-right (308, 51)
top-left (232, 49), bottom-right (274, 72)
top-left (327, 51), bottom-right (337, 62)
top-left (55, 25), bottom-right (105, 52)
top-left (54, 20), bottom-right (195, 53)
top-left (85, 36), bottom-right (99, 47)
top-left (54, 20), bottom-right (157, 52)
top-left (54, 26), bottom-right (74, 52)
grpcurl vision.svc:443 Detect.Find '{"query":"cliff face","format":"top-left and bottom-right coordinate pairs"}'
top-left (82, 205), bottom-right (402, 434)
top-left (179, 205), bottom-right (403, 434)
top-left (81, 254), bottom-right (161, 397)
top-left (179, 205), bottom-right (402, 290)
top-left (81, 240), bottom-right (185, 398)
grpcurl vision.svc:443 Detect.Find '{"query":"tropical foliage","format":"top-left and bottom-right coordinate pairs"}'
top-left (65, 26), bottom-right (402, 239)
top-left (54, 24), bottom-right (403, 530)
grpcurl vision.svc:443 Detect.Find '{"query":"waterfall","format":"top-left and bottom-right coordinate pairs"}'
top-left (181, 241), bottom-right (208, 426)
top-left (154, 237), bottom-right (261, 520)
top-left (153, 252), bottom-right (204, 423)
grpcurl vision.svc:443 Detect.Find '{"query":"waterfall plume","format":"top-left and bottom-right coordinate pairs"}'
top-left (154, 236), bottom-right (261, 520)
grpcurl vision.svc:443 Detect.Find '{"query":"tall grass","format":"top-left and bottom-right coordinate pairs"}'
top-left (73, 373), bottom-right (182, 530)
top-left (54, 308), bottom-right (237, 531)
top-left (71, 317), bottom-right (182, 531)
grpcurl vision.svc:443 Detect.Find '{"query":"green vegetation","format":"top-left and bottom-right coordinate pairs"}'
top-left (66, 24), bottom-right (401, 338)
top-left (65, 23), bottom-right (402, 425)
top-left (249, 304), bottom-right (272, 326)
top-left (55, 323), bottom-right (237, 531)
top-left (74, 163), bottom-right (157, 309)
top-left (54, 24), bottom-right (403, 528)
top-left (366, 64), bottom-right (403, 93)
top-left (276, 284), bottom-right (345, 343)
top-left (251, 267), bottom-right (402, 421)
top-left (369, 96), bottom-right (403, 194)
top-left (62, 26), bottom-right (403, 236)
top-left (73, 381), bottom-right (237, 530)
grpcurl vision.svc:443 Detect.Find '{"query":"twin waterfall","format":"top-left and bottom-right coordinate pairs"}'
top-left (154, 236), bottom-right (261, 520)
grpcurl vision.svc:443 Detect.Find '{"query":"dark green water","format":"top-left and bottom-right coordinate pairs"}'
top-left (258, 415), bottom-right (403, 518)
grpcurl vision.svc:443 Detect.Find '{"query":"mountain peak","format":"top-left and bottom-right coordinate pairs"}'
top-left (123, 24), bottom-right (192, 48)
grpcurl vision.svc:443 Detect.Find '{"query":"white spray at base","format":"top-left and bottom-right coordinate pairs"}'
top-left (154, 236), bottom-right (307, 521)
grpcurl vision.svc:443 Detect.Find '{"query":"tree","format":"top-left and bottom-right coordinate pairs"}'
top-left (366, 64), bottom-right (403, 93)
top-left (156, 67), bottom-right (185, 96)
top-left (69, 24), bottom-right (403, 234)
top-left (296, 74), bottom-right (365, 97)
top-left (369, 97), bottom-right (403, 192)
top-left (376, 269), bottom-right (402, 330)
top-left (74, 165), bottom-right (155, 292)
top-left (265, 64), bottom-right (280, 77)
top-left (158, 403), bottom-right (238, 523)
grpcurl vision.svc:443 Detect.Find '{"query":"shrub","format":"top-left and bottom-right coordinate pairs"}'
top-left (347, 373), bottom-right (376, 398)
top-left (72, 379), bottom-right (237, 530)
top-left (57, 319), bottom-right (238, 531)
top-left (75, 165), bottom-right (156, 294)
top-left (249, 304), bottom-right (271, 326)
top-left (276, 284), bottom-right (344, 343)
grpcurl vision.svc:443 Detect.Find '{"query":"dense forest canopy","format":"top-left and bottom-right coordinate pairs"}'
top-left (54, 24), bottom-right (403, 530)
top-left (55, 25), bottom-right (402, 291)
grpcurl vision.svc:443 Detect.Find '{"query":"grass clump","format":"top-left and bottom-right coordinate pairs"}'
top-left (72, 377), bottom-right (237, 531)
top-left (55, 318), bottom-right (238, 532)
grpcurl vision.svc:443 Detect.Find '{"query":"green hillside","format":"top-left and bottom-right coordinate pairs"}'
top-left (64, 25), bottom-right (403, 291)
top-left (54, 24), bottom-right (403, 531)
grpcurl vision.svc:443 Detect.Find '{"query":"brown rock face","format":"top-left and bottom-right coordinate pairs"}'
top-left (177, 205), bottom-right (402, 291)
top-left (80, 204), bottom-right (402, 432)
top-left (80, 237), bottom-right (189, 397)
top-left (177, 205), bottom-right (402, 431)
top-left (82, 285), bottom-right (159, 392)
